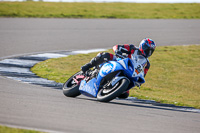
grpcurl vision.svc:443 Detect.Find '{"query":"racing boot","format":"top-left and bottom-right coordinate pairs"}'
top-left (81, 52), bottom-right (109, 74)
top-left (81, 63), bottom-right (93, 74)
top-left (81, 57), bottom-right (97, 74)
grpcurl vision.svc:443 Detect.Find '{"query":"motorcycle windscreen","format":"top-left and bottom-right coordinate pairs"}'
top-left (79, 78), bottom-right (98, 98)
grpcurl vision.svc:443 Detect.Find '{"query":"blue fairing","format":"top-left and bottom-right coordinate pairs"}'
top-left (96, 58), bottom-right (135, 87)
top-left (79, 57), bottom-right (145, 98)
top-left (79, 78), bottom-right (98, 98)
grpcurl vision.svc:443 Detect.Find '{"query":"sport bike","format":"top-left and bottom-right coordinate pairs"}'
top-left (62, 50), bottom-right (147, 102)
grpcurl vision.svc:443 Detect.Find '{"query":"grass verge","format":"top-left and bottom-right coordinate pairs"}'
top-left (31, 45), bottom-right (200, 108)
top-left (0, 2), bottom-right (200, 18)
top-left (0, 125), bottom-right (43, 133)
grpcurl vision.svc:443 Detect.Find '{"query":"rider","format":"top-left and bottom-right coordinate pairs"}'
top-left (81, 38), bottom-right (156, 98)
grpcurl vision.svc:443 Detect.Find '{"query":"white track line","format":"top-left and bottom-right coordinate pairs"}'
top-left (0, 48), bottom-right (200, 113)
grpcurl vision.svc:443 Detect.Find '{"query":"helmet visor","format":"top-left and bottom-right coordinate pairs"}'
top-left (144, 48), bottom-right (154, 58)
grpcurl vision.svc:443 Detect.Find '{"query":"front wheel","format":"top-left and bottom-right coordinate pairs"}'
top-left (97, 78), bottom-right (129, 102)
top-left (63, 71), bottom-right (82, 97)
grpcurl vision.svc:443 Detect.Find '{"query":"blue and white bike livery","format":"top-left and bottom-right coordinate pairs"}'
top-left (63, 50), bottom-right (147, 102)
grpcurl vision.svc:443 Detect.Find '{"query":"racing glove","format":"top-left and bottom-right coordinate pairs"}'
top-left (115, 50), bottom-right (123, 56)
top-left (119, 47), bottom-right (131, 54)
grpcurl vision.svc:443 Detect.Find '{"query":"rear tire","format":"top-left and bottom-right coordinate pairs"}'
top-left (62, 71), bottom-right (82, 97)
top-left (97, 78), bottom-right (129, 102)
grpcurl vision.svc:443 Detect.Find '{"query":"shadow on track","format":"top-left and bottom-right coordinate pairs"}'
top-left (73, 97), bottom-right (199, 113)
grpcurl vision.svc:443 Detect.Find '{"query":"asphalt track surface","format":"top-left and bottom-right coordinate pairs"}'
top-left (0, 18), bottom-right (200, 133)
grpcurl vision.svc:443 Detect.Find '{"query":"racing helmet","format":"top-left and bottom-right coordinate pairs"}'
top-left (139, 38), bottom-right (156, 58)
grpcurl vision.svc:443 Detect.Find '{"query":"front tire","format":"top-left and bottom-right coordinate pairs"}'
top-left (97, 78), bottom-right (129, 102)
top-left (63, 71), bottom-right (82, 97)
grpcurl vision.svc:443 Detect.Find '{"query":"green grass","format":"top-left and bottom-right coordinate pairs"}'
top-left (0, 125), bottom-right (43, 133)
top-left (31, 45), bottom-right (200, 108)
top-left (31, 51), bottom-right (101, 83)
top-left (0, 2), bottom-right (200, 18)
top-left (129, 45), bottom-right (200, 108)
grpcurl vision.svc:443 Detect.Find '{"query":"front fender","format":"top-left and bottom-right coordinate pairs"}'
top-left (111, 76), bottom-right (130, 87)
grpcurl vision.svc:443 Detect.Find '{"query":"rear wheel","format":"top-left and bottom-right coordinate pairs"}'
top-left (97, 78), bottom-right (129, 102)
top-left (62, 71), bottom-right (82, 97)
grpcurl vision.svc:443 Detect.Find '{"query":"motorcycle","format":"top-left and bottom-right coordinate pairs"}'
top-left (62, 50), bottom-right (147, 102)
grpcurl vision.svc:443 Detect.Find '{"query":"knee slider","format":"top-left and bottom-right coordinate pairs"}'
top-left (101, 52), bottom-right (110, 61)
